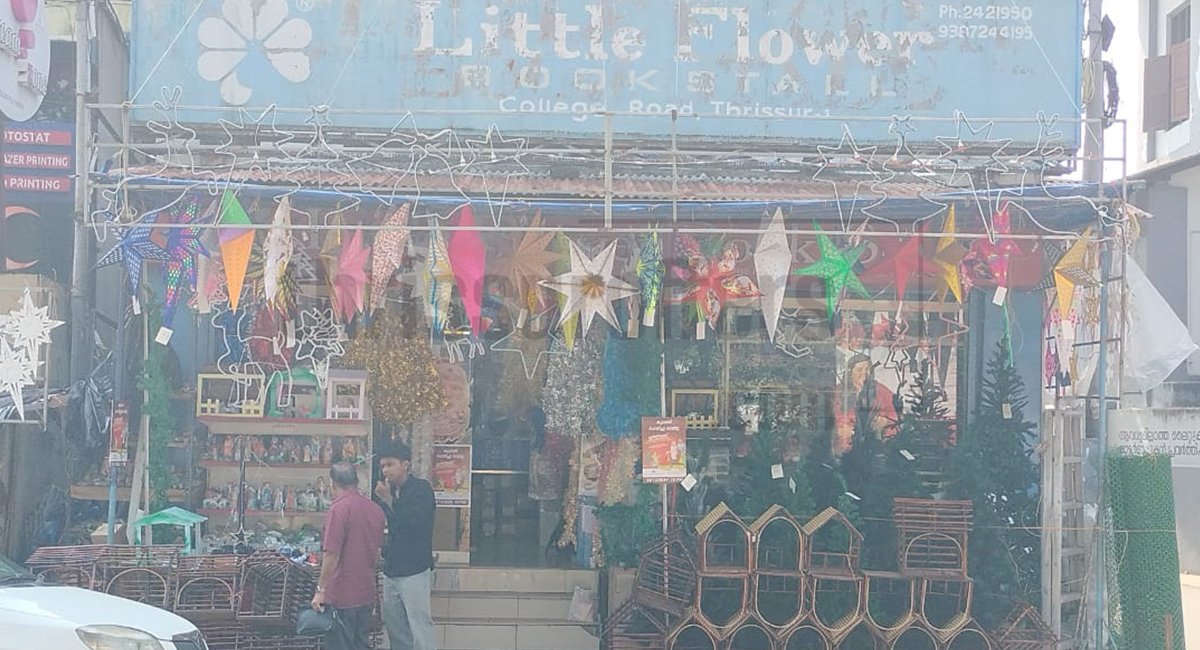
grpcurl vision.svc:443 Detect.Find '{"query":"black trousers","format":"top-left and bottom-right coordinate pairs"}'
top-left (328, 605), bottom-right (373, 650)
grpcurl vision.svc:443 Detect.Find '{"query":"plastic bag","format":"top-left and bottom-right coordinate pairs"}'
top-left (567, 585), bottom-right (595, 622)
top-left (1124, 255), bottom-right (1197, 392)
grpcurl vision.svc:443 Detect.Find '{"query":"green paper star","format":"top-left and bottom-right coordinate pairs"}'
top-left (794, 223), bottom-right (870, 319)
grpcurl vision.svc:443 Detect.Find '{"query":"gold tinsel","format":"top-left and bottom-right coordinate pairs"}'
top-left (344, 312), bottom-right (447, 426)
top-left (591, 518), bottom-right (605, 568)
top-left (559, 438), bottom-right (580, 548)
top-left (599, 436), bottom-right (641, 506)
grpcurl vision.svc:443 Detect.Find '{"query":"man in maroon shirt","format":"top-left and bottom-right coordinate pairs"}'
top-left (312, 462), bottom-right (386, 650)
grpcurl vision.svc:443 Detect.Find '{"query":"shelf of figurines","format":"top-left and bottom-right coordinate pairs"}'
top-left (200, 479), bottom-right (336, 518)
top-left (195, 370), bottom-right (370, 436)
top-left (203, 433), bottom-right (368, 467)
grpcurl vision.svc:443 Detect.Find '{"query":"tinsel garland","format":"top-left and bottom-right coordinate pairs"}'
top-left (591, 519), bottom-right (605, 568)
top-left (559, 437), bottom-right (580, 548)
top-left (597, 322), bottom-right (663, 438)
top-left (344, 312), bottom-right (446, 426)
top-left (598, 436), bottom-right (641, 506)
top-left (543, 327), bottom-right (605, 438)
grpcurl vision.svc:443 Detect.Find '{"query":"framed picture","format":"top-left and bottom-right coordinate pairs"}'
top-left (671, 389), bottom-right (720, 429)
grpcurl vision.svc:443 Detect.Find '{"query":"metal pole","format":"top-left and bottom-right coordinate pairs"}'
top-left (1083, 0), bottom-right (1106, 644)
top-left (71, 0), bottom-right (92, 386)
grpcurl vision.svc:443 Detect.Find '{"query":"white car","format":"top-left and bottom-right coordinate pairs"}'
top-left (0, 553), bottom-right (206, 650)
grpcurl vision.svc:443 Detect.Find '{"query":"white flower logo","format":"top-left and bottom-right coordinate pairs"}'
top-left (198, 0), bottom-right (313, 106)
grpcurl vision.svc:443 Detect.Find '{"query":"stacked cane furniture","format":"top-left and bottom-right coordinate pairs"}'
top-left (606, 499), bottom-right (1058, 650)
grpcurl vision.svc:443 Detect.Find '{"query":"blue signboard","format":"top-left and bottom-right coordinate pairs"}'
top-left (131, 0), bottom-right (1081, 145)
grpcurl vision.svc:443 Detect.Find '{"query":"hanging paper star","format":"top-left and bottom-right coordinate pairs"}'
top-left (333, 229), bottom-right (371, 322)
top-left (1053, 237), bottom-right (1098, 320)
top-left (542, 239), bottom-right (639, 335)
top-left (672, 235), bottom-right (762, 330)
top-left (447, 205), bottom-right (488, 336)
top-left (500, 211), bottom-right (559, 314)
top-left (160, 196), bottom-right (211, 327)
top-left (891, 224), bottom-right (932, 304)
top-left (262, 196), bottom-right (294, 306)
top-left (0, 336), bottom-right (36, 420)
top-left (636, 232), bottom-right (664, 326)
top-left (95, 213), bottom-right (171, 292)
top-left (217, 190), bottom-right (255, 312)
top-left (960, 203), bottom-right (1020, 293)
top-left (755, 209), bottom-right (792, 341)
top-left (489, 307), bottom-right (567, 380)
top-left (370, 203), bottom-right (412, 315)
top-left (932, 205), bottom-right (969, 302)
top-left (554, 232), bottom-right (579, 350)
top-left (0, 288), bottom-right (62, 371)
top-left (793, 223), bottom-right (869, 321)
top-left (423, 229), bottom-right (455, 332)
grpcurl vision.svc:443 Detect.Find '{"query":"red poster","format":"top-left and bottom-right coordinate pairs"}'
top-left (641, 417), bottom-right (687, 484)
top-left (109, 400), bottom-right (129, 464)
top-left (432, 444), bottom-right (471, 507)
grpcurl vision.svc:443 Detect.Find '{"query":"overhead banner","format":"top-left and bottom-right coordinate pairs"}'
top-left (130, 0), bottom-right (1081, 144)
top-left (1108, 409), bottom-right (1200, 468)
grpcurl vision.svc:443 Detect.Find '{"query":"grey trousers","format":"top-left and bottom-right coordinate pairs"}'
top-left (382, 570), bottom-right (437, 650)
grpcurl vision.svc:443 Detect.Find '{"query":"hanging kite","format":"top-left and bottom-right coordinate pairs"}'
top-left (369, 203), bottom-right (412, 315)
top-left (424, 229), bottom-right (454, 332)
top-left (793, 223), bottom-right (869, 321)
top-left (262, 196), bottom-right (294, 306)
top-left (672, 235), bottom-right (761, 330)
top-left (447, 205), bottom-right (488, 337)
top-left (636, 232), bottom-right (664, 327)
top-left (542, 239), bottom-right (639, 336)
top-left (217, 190), bottom-right (255, 312)
top-left (754, 209), bottom-right (791, 341)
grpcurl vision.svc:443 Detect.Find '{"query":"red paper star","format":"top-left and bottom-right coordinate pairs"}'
top-left (961, 203), bottom-right (1020, 292)
top-left (891, 224), bottom-right (934, 302)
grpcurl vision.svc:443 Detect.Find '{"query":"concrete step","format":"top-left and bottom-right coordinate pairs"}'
top-left (433, 591), bottom-right (576, 621)
top-left (438, 620), bottom-right (599, 650)
top-left (433, 567), bottom-right (598, 595)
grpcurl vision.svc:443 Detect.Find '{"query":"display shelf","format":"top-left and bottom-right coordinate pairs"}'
top-left (198, 416), bottom-right (370, 437)
top-left (70, 485), bottom-right (188, 502)
top-left (199, 460), bottom-right (333, 470)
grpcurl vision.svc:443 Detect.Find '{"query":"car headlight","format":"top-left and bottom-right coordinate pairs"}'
top-left (76, 625), bottom-right (165, 650)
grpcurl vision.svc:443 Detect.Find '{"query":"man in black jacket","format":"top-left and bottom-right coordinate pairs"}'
top-left (374, 441), bottom-right (436, 650)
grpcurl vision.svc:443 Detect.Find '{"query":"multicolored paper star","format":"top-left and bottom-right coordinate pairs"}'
top-left (672, 235), bottom-right (761, 330)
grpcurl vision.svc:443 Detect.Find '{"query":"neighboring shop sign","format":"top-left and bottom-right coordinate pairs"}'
top-left (2, 121), bottom-right (73, 195)
top-left (0, 0), bottom-right (49, 121)
top-left (641, 417), bottom-right (687, 484)
top-left (1108, 408), bottom-right (1200, 468)
top-left (432, 444), bottom-right (472, 507)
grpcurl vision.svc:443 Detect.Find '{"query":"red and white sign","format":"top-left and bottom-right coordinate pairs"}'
top-left (3, 151), bottom-right (69, 169)
top-left (0, 0), bottom-right (48, 122)
top-left (4, 126), bottom-right (69, 146)
top-left (3, 174), bottom-right (66, 192)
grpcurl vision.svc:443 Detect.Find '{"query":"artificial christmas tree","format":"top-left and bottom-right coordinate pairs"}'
top-left (727, 425), bottom-right (816, 521)
top-left (947, 337), bottom-right (1040, 627)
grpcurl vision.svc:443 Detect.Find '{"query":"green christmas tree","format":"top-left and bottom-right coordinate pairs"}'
top-left (728, 425), bottom-right (816, 521)
top-left (947, 337), bottom-right (1040, 627)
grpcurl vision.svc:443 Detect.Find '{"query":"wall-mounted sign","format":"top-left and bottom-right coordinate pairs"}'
top-left (2, 120), bottom-right (72, 195)
top-left (130, 0), bottom-right (1081, 145)
top-left (109, 400), bottom-right (130, 464)
top-left (0, 0), bottom-right (48, 122)
top-left (432, 444), bottom-right (472, 508)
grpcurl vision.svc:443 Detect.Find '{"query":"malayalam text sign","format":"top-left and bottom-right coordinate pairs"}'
top-left (1108, 409), bottom-right (1200, 468)
top-left (131, 0), bottom-right (1081, 144)
top-left (642, 417), bottom-right (687, 484)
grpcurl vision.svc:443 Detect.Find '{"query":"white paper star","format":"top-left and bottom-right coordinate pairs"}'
top-left (295, 307), bottom-right (346, 386)
top-left (0, 336), bottom-right (36, 420)
top-left (1, 289), bottom-right (63, 369)
top-left (263, 196), bottom-right (294, 304)
top-left (755, 209), bottom-right (792, 343)
top-left (541, 240), bottom-right (639, 336)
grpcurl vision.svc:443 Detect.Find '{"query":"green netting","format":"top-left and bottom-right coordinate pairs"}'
top-left (1105, 453), bottom-right (1185, 650)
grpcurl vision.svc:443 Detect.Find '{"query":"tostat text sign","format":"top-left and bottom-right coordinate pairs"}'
top-left (131, 0), bottom-right (1081, 144)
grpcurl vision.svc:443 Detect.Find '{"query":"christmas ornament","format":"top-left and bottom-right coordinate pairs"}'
top-left (370, 203), bottom-right (412, 315)
top-left (673, 235), bottom-right (761, 330)
top-left (636, 232), bottom-right (665, 326)
top-left (0, 337), bottom-right (36, 420)
top-left (500, 211), bottom-right (559, 316)
top-left (333, 229), bottom-right (371, 322)
top-left (447, 205), bottom-right (488, 336)
top-left (95, 213), bottom-right (171, 293)
top-left (961, 203), bottom-right (1019, 293)
top-left (424, 229), bottom-right (455, 332)
top-left (0, 288), bottom-right (62, 383)
top-left (217, 190), bottom-right (255, 312)
top-left (889, 226), bottom-right (932, 305)
top-left (542, 239), bottom-right (639, 336)
top-left (344, 312), bottom-right (446, 426)
top-left (754, 209), bottom-right (792, 341)
top-left (294, 307), bottom-right (346, 385)
top-left (262, 196), bottom-right (293, 306)
top-left (1053, 237), bottom-right (1097, 320)
top-left (160, 196), bottom-right (210, 327)
top-left (792, 223), bottom-right (869, 320)
top-left (932, 205), bottom-right (969, 303)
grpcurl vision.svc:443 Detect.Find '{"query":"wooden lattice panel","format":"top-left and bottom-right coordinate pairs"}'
top-left (893, 623), bottom-right (939, 650)
top-left (993, 603), bottom-right (1057, 650)
top-left (727, 619), bottom-right (773, 650)
top-left (919, 578), bottom-right (974, 642)
top-left (863, 571), bottom-right (916, 640)
top-left (893, 498), bottom-right (972, 577)
top-left (947, 623), bottom-right (996, 650)
top-left (783, 625), bottom-right (832, 650)
top-left (696, 575), bottom-right (749, 635)
top-left (809, 575), bottom-right (864, 639)
top-left (604, 600), bottom-right (672, 650)
top-left (750, 505), bottom-right (804, 573)
top-left (754, 572), bottom-right (805, 629)
top-left (695, 504), bottom-right (751, 574)
top-left (669, 622), bottom-right (718, 650)
top-left (634, 532), bottom-right (699, 616)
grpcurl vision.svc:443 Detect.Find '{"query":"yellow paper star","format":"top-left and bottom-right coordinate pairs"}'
top-left (1053, 235), bottom-right (1098, 320)
top-left (932, 205), bottom-right (968, 302)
